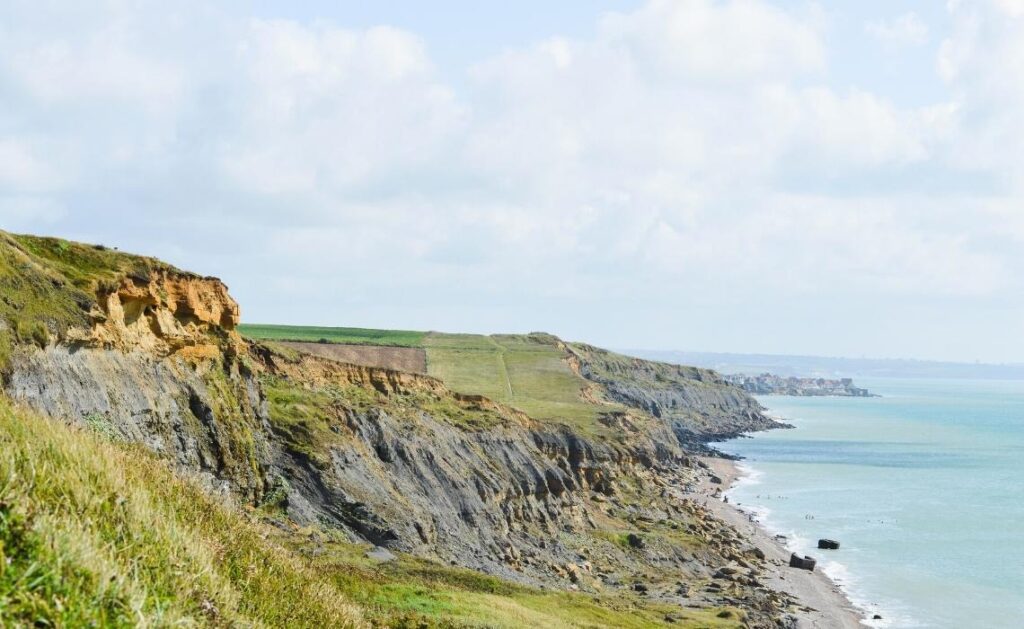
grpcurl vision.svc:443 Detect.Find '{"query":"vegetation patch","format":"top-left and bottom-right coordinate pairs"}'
top-left (0, 399), bottom-right (742, 628)
top-left (10, 233), bottom-right (183, 290)
top-left (0, 232), bottom-right (188, 346)
top-left (424, 332), bottom-right (621, 433)
top-left (83, 412), bottom-right (119, 441)
top-left (0, 398), bottom-right (364, 628)
top-left (263, 377), bottom-right (350, 463)
top-left (283, 535), bottom-right (742, 629)
top-left (240, 324), bottom-right (427, 347)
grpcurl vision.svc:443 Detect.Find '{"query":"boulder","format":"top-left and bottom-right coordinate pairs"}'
top-left (366, 546), bottom-right (397, 562)
top-left (817, 539), bottom-right (840, 550)
top-left (788, 553), bottom-right (816, 571)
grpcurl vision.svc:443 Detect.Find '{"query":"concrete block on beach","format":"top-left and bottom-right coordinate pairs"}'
top-left (789, 553), bottom-right (817, 571)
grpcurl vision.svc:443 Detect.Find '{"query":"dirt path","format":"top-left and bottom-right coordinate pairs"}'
top-left (488, 337), bottom-right (515, 400)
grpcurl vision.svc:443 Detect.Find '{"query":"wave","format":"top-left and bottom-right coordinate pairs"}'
top-left (728, 460), bottom-right (921, 629)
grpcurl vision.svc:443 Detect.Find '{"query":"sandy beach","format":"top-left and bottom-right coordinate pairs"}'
top-left (697, 456), bottom-right (867, 628)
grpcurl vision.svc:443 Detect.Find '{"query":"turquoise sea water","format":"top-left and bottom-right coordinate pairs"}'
top-left (712, 378), bottom-right (1024, 628)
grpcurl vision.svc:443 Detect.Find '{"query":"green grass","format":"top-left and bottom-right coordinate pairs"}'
top-left (239, 324), bottom-right (427, 347)
top-left (9, 233), bottom-right (183, 291)
top-left (290, 537), bottom-right (744, 629)
top-left (0, 397), bottom-right (742, 628)
top-left (0, 232), bottom-right (186, 347)
top-left (0, 397), bottom-right (364, 628)
top-left (424, 333), bottom-right (616, 430)
top-left (246, 327), bottom-right (611, 427)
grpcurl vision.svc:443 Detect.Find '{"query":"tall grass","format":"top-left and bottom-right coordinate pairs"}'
top-left (0, 398), bottom-right (364, 628)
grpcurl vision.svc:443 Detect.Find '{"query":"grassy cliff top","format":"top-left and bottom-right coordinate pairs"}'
top-left (423, 332), bottom-right (612, 429)
top-left (8, 233), bottom-right (187, 289)
top-left (239, 323), bottom-right (427, 347)
top-left (0, 232), bottom-right (188, 347)
top-left (240, 325), bottom-right (739, 434)
top-left (566, 342), bottom-right (726, 389)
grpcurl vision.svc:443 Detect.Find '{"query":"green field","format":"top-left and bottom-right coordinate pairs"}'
top-left (239, 324), bottom-right (426, 347)
top-left (424, 332), bottom-right (615, 428)
top-left (240, 324), bottom-right (621, 429)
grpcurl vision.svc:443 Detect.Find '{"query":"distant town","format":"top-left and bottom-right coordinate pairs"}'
top-left (724, 373), bottom-right (877, 397)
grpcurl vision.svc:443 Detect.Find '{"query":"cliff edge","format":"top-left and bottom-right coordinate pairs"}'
top-left (0, 231), bottom-right (797, 627)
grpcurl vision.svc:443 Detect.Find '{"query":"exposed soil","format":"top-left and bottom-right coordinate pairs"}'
top-left (279, 341), bottom-right (427, 374)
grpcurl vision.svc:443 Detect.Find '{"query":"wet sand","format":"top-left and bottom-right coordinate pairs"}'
top-left (697, 456), bottom-right (866, 628)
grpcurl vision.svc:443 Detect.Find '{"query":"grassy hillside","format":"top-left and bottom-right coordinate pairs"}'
top-left (238, 326), bottom-right (613, 426)
top-left (239, 324), bottom-right (426, 347)
top-left (0, 398), bottom-right (364, 628)
top-left (0, 232), bottom-right (184, 354)
top-left (0, 397), bottom-right (741, 628)
top-left (423, 332), bottom-right (614, 428)
top-left (238, 325), bottom-right (749, 441)
top-left (239, 327), bottom-right (634, 430)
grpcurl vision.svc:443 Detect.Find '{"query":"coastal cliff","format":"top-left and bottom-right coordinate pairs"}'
top-left (566, 343), bottom-right (783, 441)
top-left (0, 231), bottom-right (802, 627)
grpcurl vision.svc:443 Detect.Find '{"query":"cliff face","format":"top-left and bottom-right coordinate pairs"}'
top-left (9, 346), bottom-right (271, 500)
top-left (256, 349), bottom-right (698, 584)
top-left (0, 232), bottom-right (794, 626)
top-left (566, 343), bottom-right (784, 442)
top-left (6, 261), bottom-right (270, 501)
top-left (69, 271), bottom-right (242, 356)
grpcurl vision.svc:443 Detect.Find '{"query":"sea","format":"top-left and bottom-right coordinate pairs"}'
top-left (711, 378), bottom-right (1024, 628)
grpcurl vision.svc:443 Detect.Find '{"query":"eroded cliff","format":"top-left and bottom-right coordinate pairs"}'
top-left (0, 231), bottom-right (796, 627)
top-left (566, 342), bottom-right (785, 442)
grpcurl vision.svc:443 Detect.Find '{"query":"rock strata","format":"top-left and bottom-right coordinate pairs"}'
top-left (1, 234), bottom-right (808, 627)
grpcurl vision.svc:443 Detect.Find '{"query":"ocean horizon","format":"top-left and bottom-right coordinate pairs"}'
top-left (713, 377), bottom-right (1024, 628)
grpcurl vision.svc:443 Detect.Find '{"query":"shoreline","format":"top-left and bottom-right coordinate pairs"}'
top-left (696, 455), bottom-right (867, 628)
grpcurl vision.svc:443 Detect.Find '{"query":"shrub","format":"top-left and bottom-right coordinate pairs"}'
top-left (30, 322), bottom-right (50, 348)
top-left (15, 319), bottom-right (50, 348)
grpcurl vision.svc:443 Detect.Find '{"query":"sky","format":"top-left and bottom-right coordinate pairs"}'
top-left (2, 0), bottom-right (1024, 362)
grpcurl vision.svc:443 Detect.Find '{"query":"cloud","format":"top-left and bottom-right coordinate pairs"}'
top-left (598, 0), bottom-right (825, 80)
top-left (221, 20), bottom-right (463, 196)
top-left (0, 140), bottom-right (61, 190)
top-left (937, 0), bottom-right (1024, 190)
top-left (865, 12), bottom-right (929, 47)
top-left (0, 0), bottom-right (1022, 358)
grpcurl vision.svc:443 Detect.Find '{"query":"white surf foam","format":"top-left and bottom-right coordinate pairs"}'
top-left (727, 461), bottom-right (917, 629)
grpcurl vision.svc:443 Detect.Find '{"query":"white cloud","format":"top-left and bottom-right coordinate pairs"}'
top-left (866, 12), bottom-right (930, 47)
top-left (221, 20), bottom-right (463, 195)
top-left (599, 0), bottom-right (825, 80)
top-left (937, 0), bottom-right (1024, 189)
top-left (1, 0), bottom-right (1023, 359)
top-left (993, 0), bottom-right (1024, 17)
top-left (0, 140), bottom-right (60, 190)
